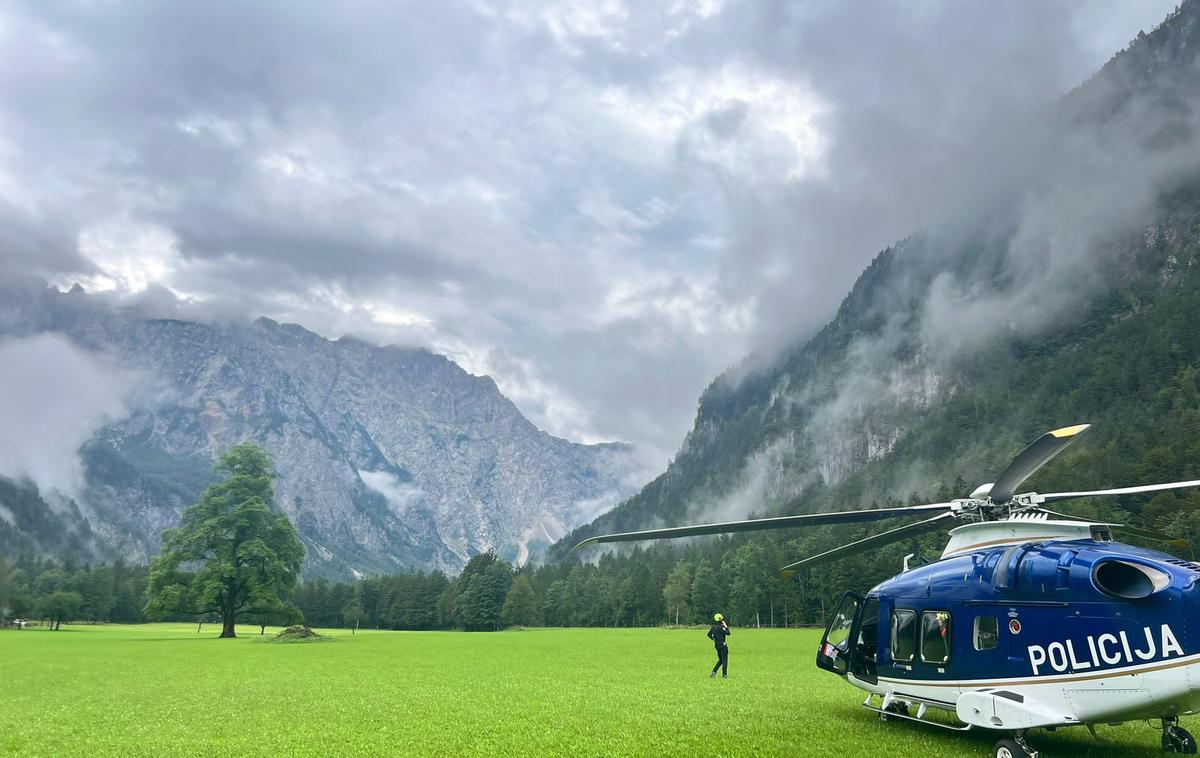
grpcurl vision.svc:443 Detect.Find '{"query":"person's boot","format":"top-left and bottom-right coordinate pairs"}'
top-left (710, 671), bottom-right (717, 678)
top-left (722, 674), bottom-right (729, 679)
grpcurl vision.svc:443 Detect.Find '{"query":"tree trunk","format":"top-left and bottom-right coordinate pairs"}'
top-left (220, 615), bottom-right (237, 638)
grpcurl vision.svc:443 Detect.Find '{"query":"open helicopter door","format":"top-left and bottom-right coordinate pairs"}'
top-left (816, 591), bottom-right (864, 677)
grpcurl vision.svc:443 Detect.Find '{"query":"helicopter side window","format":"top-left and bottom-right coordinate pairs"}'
top-left (890, 609), bottom-right (916, 663)
top-left (817, 591), bottom-right (864, 676)
top-left (921, 610), bottom-right (952, 665)
top-left (856, 598), bottom-right (880, 662)
top-left (826, 596), bottom-right (860, 653)
top-left (973, 615), bottom-right (999, 651)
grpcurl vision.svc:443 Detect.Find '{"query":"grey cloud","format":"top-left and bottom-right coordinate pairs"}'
top-left (691, 0), bottom-right (1181, 358)
top-left (0, 0), bottom-right (1180, 476)
top-left (0, 202), bottom-right (84, 278)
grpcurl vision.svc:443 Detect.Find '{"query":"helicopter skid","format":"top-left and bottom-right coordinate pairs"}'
top-left (857, 653), bottom-right (1200, 735)
top-left (861, 692), bottom-right (974, 732)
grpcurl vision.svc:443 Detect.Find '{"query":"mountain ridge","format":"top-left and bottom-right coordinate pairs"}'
top-left (0, 284), bottom-right (638, 578)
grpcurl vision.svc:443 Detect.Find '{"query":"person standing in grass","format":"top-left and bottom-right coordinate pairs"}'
top-left (708, 613), bottom-right (731, 679)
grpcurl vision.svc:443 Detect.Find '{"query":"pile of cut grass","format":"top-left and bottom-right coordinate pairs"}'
top-left (0, 624), bottom-right (1186, 756)
top-left (269, 625), bottom-right (331, 643)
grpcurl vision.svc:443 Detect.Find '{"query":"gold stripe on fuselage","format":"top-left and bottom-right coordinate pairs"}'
top-left (877, 652), bottom-right (1200, 689)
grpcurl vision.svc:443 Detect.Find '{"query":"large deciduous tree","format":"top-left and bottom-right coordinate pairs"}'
top-left (145, 444), bottom-right (304, 638)
top-left (39, 590), bottom-right (83, 630)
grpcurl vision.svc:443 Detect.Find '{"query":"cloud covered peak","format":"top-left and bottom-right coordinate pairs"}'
top-left (0, 0), bottom-right (1179, 474)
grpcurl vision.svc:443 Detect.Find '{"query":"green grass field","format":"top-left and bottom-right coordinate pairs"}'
top-left (0, 624), bottom-right (1188, 756)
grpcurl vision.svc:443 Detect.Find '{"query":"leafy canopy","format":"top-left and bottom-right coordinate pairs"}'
top-left (145, 444), bottom-right (304, 637)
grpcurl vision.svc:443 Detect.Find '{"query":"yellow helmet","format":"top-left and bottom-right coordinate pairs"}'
top-left (714, 613), bottom-right (723, 621)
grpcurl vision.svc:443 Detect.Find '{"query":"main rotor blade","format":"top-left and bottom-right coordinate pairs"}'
top-left (1037, 508), bottom-right (1189, 550)
top-left (779, 512), bottom-right (956, 575)
top-left (1040, 479), bottom-right (1200, 504)
top-left (569, 502), bottom-right (956, 551)
top-left (989, 423), bottom-right (1091, 504)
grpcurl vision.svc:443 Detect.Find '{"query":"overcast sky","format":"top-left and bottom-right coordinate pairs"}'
top-left (0, 0), bottom-right (1180, 471)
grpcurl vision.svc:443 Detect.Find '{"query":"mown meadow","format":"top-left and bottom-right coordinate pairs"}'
top-left (0, 625), bottom-right (1188, 757)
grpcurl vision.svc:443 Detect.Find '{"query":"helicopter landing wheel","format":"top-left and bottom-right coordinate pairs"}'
top-left (994, 734), bottom-right (1037, 758)
top-left (878, 702), bottom-right (908, 721)
top-left (1163, 720), bottom-right (1198, 753)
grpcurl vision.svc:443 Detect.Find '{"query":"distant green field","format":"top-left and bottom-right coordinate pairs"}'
top-left (0, 624), bottom-right (1188, 756)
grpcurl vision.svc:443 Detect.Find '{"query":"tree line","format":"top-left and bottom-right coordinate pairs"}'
top-left (0, 539), bottom-right (827, 632)
top-left (0, 556), bottom-right (148, 629)
top-left (0, 442), bottom-right (840, 635)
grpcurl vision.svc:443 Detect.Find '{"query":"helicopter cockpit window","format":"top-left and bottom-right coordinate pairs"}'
top-left (890, 610), bottom-right (916, 663)
top-left (921, 611), bottom-right (952, 665)
top-left (973, 615), bottom-right (998, 651)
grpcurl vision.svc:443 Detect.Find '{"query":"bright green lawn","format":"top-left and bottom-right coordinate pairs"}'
top-left (0, 624), bottom-right (1187, 756)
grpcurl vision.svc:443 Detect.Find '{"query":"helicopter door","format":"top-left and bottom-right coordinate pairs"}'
top-left (817, 591), bottom-right (864, 676)
top-left (849, 596), bottom-right (880, 685)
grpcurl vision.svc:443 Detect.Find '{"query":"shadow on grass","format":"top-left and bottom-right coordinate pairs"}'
top-left (839, 700), bottom-right (1166, 757)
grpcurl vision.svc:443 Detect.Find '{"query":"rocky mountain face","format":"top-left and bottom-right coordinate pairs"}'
top-left (559, 2), bottom-right (1200, 554)
top-left (0, 286), bottom-right (638, 578)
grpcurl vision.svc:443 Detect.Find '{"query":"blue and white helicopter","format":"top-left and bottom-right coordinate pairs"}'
top-left (574, 424), bottom-right (1200, 757)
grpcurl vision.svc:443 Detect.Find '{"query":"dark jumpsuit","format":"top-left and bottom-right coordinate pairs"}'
top-left (708, 622), bottom-right (731, 675)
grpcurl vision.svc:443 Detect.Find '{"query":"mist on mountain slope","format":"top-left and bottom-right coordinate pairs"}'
top-left (0, 334), bottom-right (141, 499)
top-left (569, 2), bottom-right (1200, 537)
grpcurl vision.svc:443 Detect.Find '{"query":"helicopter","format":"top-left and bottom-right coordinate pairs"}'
top-left (573, 424), bottom-right (1200, 758)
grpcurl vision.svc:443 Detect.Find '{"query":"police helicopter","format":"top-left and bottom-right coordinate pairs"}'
top-left (573, 424), bottom-right (1200, 758)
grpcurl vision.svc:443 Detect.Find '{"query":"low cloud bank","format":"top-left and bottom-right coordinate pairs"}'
top-left (0, 334), bottom-right (138, 498)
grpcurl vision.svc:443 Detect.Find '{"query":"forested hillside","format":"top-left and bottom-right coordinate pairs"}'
top-left (548, 1), bottom-right (1200, 615)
